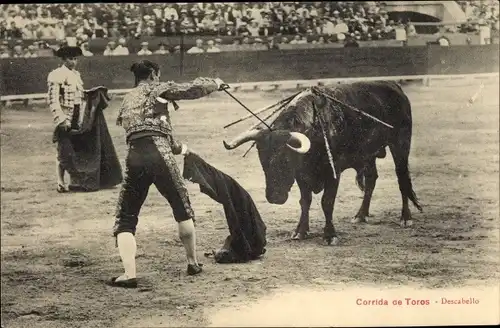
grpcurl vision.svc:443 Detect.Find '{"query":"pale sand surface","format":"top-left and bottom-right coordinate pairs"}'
top-left (208, 284), bottom-right (500, 327)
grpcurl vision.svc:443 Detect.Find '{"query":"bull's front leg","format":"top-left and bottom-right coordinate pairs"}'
top-left (322, 177), bottom-right (340, 246)
top-left (291, 178), bottom-right (312, 240)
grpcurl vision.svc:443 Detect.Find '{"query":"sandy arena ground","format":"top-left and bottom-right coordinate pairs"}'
top-left (1, 80), bottom-right (499, 327)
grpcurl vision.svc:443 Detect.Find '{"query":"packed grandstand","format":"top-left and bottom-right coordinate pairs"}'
top-left (0, 1), bottom-right (498, 57)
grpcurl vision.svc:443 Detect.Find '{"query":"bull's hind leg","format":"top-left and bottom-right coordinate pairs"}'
top-left (322, 176), bottom-right (340, 246)
top-left (352, 158), bottom-right (378, 224)
top-left (291, 178), bottom-right (312, 240)
top-left (389, 128), bottom-right (423, 228)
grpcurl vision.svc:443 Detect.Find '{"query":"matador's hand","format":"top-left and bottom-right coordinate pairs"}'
top-left (59, 118), bottom-right (71, 131)
top-left (214, 78), bottom-right (229, 91)
top-left (182, 145), bottom-right (196, 157)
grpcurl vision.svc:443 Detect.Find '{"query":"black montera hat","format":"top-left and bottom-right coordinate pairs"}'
top-left (55, 45), bottom-right (83, 58)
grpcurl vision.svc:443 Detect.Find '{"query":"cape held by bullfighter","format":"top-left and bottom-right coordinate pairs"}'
top-left (51, 85), bottom-right (123, 192)
top-left (183, 153), bottom-right (267, 264)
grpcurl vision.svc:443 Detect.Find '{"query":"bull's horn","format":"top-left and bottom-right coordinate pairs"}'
top-left (287, 132), bottom-right (311, 154)
top-left (223, 128), bottom-right (264, 150)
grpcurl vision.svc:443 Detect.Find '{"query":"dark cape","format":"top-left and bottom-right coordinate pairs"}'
top-left (182, 153), bottom-right (267, 263)
top-left (52, 86), bottom-right (123, 191)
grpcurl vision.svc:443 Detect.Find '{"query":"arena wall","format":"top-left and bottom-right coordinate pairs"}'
top-left (0, 44), bottom-right (498, 98)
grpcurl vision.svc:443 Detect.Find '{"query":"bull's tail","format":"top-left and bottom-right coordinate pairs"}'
top-left (387, 82), bottom-right (422, 212)
top-left (389, 126), bottom-right (423, 213)
top-left (393, 154), bottom-right (423, 212)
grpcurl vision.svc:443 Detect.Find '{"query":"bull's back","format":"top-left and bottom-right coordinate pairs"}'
top-left (317, 81), bottom-right (413, 155)
top-left (335, 81), bottom-right (412, 128)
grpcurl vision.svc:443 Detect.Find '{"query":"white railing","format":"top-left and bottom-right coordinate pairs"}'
top-left (1, 72), bottom-right (498, 104)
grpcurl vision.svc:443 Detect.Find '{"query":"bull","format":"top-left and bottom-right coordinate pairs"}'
top-left (223, 81), bottom-right (422, 245)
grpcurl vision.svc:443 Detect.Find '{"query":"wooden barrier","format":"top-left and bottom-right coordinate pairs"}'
top-left (0, 45), bottom-right (498, 103)
top-left (2, 73), bottom-right (498, 106)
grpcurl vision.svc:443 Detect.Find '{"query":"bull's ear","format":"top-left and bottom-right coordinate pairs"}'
top-left (268, 129), bottom-right (292, 144)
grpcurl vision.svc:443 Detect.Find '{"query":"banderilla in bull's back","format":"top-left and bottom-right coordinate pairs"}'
top-left (223, 91), bottom-right (301, 129)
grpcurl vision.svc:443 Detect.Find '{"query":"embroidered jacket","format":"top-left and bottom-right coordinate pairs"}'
top-left (47, 65), bottom-right (85, 126)
top-left (116, 77), bottom-right (219, 152)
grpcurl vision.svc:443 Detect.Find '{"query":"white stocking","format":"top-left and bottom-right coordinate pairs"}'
top-left (116, 232), bottom-right (137, 280)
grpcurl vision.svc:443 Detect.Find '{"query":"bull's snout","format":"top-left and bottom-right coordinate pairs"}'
top-left (266, 189), bottom-right (289, 205)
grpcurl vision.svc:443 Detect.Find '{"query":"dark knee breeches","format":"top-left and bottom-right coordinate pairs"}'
top-left (54, 104), bottom-right (81, 172)
top-left (113, 136), bottom-right (194, 237)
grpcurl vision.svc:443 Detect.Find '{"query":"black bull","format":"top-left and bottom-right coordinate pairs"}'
top-left (223, 81), bottom-right (423, 245)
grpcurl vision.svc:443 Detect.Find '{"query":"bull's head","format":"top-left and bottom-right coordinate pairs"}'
top-left (223, 128), bottom-right (311, 205)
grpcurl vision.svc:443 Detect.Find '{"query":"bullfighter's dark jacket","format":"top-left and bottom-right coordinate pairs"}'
top-left (116, 77), bottom-right (219, 153)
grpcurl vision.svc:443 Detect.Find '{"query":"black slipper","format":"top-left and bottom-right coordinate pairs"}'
top-left (106, 276), bottom-right (138, 288)
top-left (187, 263), bottom-right (203, 276)
top-left (68, 185), bottom-right (93, 192)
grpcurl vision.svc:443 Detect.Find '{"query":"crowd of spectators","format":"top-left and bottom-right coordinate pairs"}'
top-left (0, 2), bottom-right (498, 58)
top-left (457, 0), bottom-right (499, 33)
top-left (0, 2), bottom-right (407, 42)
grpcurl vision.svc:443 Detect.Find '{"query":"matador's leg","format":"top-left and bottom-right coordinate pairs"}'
top-left (56, 141), bottom-right (68, 193)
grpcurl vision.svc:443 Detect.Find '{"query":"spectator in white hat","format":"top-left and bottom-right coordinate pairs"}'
top-left (154, 42), bottom-right (170, 55)
top-left (39, 22), bottom-right (55, 39)
top-left (21, 23), bottom-right (36, 39)
top-left (309, 5), bottom-right (318, 17)
top-left (114, 38), bottom-right (130, 56)
top-left (137, 41), bottom-right (153, 55)
top-left (323, 18), bottom-right (336, 35)
top-left (80, 42), bottom-right (93, 56)
top-left (12, 45), bottom-right (24, 58)
top-left (206, 39), bottom-right (221, 53)
top-left (336, 32), bottom-right (346, 43)
top-left (296, 3), bottom-right (310, 19)
top-left (437, 36), bottom-right (450, 46)
top-left (202, 13), bottom-right (216, 30)
top-left (289, 35), bottom-right (302, 45)
top-left (0, 44), bottom-right (10, 58)
top-left (14, 10), bottom-right (29, 29)
top-left (230, 5), bottom-right (243, 23)
top-left (103, 41), bottom-right (117, 56)
top-left (406, 20), bottom-right (417, 37)
top-left (180, 10), bottom-right (195, 32)
top-left (395, 22), bottom-right (407, 44)
top-left (187, 39), bottom-right (205, 54)
top-left (248, 20), bottom-right (260, 36)
top-left (24, 44), bottom-right (38, 58)
top-left (53, 21), bottom-right (66, 40)
top-left (164, 4), bottom-right (179, 21)
top-left (335, 18), bottom-right (349, 35)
